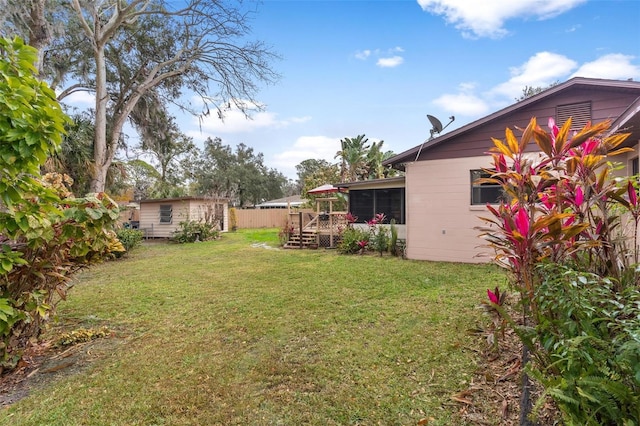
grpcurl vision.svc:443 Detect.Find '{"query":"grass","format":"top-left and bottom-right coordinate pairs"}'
top-left (1, 229), bottom-right (505, 425)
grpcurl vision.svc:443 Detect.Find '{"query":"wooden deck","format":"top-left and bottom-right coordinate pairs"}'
top-left (284, 210), bottom-right (348, 249)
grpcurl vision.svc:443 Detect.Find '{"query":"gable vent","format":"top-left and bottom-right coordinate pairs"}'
top-left (556, 101), bottom-right (592, 131)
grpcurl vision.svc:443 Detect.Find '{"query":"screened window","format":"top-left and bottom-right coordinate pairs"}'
top-left (349, 188), bottom-right (405, 224)
top-left (471, 170), bottom-right (503, 205)
top-left (159, 204), bottom-right (173, 224)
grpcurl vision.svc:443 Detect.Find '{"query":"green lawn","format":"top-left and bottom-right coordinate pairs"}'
top-left (1, 229), bottom-right (505, 425)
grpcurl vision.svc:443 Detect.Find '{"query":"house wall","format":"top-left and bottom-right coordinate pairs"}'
top-left (405, 155), bottom-right (499, 263)
top-left (406, 141), bottom-right (640, 263)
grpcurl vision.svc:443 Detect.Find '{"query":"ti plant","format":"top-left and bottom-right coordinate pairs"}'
top-left (477, 116), bottom-right (634, 320)
top-left (477, 117), bottom-right (640, 424)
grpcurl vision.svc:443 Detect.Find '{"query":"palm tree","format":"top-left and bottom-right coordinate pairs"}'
top-left (335, 135), bottom-right (370, 182)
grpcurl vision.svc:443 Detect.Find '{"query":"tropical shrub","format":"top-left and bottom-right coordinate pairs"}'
top-left (388, 219), bottom-right (399, 256)
top-left (478, 116), bottom-right (640, 424)
top-left (171, 220), bottom-right (219, 243)
top-left (337, 212), bottom-right (393, 255)
top-left (368, 213), bottom-right (389, 256)
top-left (0, 37), bottom-right (123, 372)
top-left (115, 228), bottom-right (145, 256)
top-left (337, 226), bottom-right (370, 254)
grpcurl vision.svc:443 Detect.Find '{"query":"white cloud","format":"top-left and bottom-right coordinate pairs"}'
top-left (434, 51), bottom-right (639, 120)
top-left (433, 90), bottom-right (490, 116)
top-left (566, 24), bottom-right (581, 33)
top-left (355, 47), bottom-right (405, 67)
top-left (355, 50), bottom-right (371, 60)
top-left (377, 56), bottom-right (404, 68)
top-left (491, 51), bottom-right (577, 99)
top-left (271, 136), bottom-right (341, 178)
top-left (59, 90), bottom-right (95, 107)
top-left (571, 54), bottom-right (640, 80)
top-left (416, 0), bottom-right (586, 39)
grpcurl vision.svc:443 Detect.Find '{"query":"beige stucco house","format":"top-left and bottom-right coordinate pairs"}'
top-left (138, 197), bottom-right (229, 238)
top-left (382, 77), bottom-right (640, 263)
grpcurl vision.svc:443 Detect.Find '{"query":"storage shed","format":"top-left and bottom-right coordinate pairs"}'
top-left (138, 197), bottom-right (229, 238)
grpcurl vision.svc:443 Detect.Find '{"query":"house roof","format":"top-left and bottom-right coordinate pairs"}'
top-left (384, 77), bottom-right (640, 168)
top-left (335, 176), bottom-right (405, 189)
top-left (255, 195), bottom-right (306, 208)
top-left (139, 196), bottom-right (228, 204)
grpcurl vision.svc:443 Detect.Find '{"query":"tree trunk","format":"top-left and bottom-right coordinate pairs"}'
top-left (27, 0), bottom-right (50, 74)
top-left (91, 45), bottom-right (109, 193)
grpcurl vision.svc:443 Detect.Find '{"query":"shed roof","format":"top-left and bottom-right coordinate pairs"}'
top-left (139, 196), bottom-right (228, 204)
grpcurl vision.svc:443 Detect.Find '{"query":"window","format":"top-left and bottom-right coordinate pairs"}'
top-left (349, 188), bottom-right (405, 224)
top-left (159, 204), bottom-right (172, 224)
top-left (471, 170), bottom-right (503, 205)
top-left (632, 157), bottom-right (639, 177)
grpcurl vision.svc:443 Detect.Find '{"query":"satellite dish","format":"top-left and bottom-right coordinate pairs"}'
top-left (427, 114), bottom-right (443, 133)
top-left (415, 114), bottom-right (456, 161)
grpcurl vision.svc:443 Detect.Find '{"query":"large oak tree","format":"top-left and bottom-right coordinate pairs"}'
top-left (3, 0), bottom-right (279, 193)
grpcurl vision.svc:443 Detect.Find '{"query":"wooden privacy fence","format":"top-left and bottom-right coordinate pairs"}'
top-left (235, 209), bottom-right (289, 229)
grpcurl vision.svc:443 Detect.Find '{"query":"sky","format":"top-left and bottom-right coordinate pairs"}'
top-left (65, 0), bottom-right (640, 181)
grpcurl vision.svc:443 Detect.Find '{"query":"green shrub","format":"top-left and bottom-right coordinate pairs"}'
top-left (370, 225), bottom-right (389, 256)
top-left (337, 226), bottom-right (370, 254)
top-left (529, 264), bottom-right (640, 425)
top-left (229, 207), bottom-right (238, 231)
top-left (115, 229), bottom-right (144, 256)
top-left (171, 220), bottom-right (219, 243)
top-left (389, 219), bottom-right (398, 256)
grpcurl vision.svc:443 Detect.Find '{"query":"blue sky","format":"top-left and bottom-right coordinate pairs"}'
top-left (66, 0), bottom-right (640, 180)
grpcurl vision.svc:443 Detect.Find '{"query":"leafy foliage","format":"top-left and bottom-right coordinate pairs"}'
top-left (4, 0), bottom-right (280, 192)
top-left (191, 138), bottom-right (286, 207)
top-left (170, 221), bottom-right (220, 244)
top-left (115, 229), bottom-right (144, 256)
top-left (478, 116), bottom-right (640, 424)
top-left (530, 264), bottom-right (640, 425)
top-left (0, 37), bottom-right (123, 372)
top-left (337, 213), bottom-right (395, 256)
top-left (229, 207), bottom-right (238, 231)
top-left (337, 227), bottom-right (370, 254)
top-left (55, 326), bottom-right (111, 347)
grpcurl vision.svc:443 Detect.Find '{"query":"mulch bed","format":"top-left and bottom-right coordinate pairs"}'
top-left (452, 298), bottom-right (561, 426)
